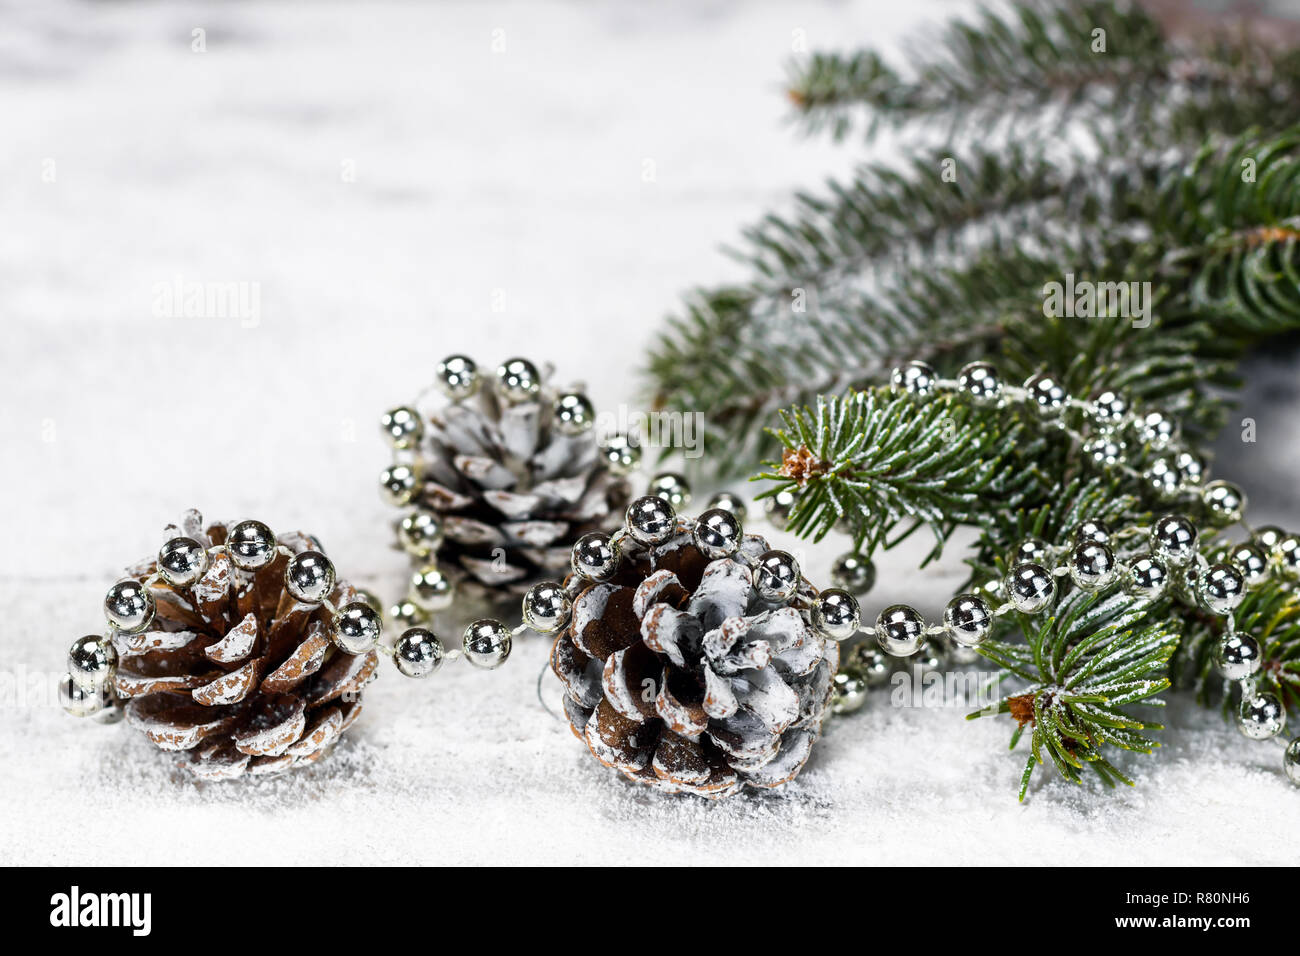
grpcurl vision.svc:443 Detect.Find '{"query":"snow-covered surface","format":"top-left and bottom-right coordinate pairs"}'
top-left (2, 0), bottom-right (1299, 866)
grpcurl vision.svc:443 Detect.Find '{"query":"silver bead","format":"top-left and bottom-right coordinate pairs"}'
top-left (1006, 563), bottom-right (1056, 613)
top-left (1073, 520), bottom-right (1111, 546)
top-left (1011, 537), bottom-right (1051, 566)
top-left (1175, 451), bottom-right (1205, 489)
top-left (1214, 633), bottom-right (1262, 681)
top-left (876, 604), bottom-right (925, 657)
top-left (600, 434), bottom-right (642, 476)
top-left (104, 580), bottom-right (155, 633)
top-left (648, 472), bottom-right (692, 510)
top-left (522, 581), bottom-right (571, 633)
top-left (226, 519), bottom-right (278, 571)
top-left (849, 643), bottom-right (891, 686)
top-left (59, 673), bottom-right (111, 718)
top-left (380, 406), bottom-right (423, 449)
top-left (694, 508), bottom-right (743, 560)
top-left (1277, 534), bottom-right (1300, 579)
top-left (389, 599), bottom-right (429, 630)
top-left (393, 627), bottom-right (444, 678)
top-left (496, 358), bottom-right (542, 405)
top-left (572, 531), bottom-right (618, 581)
top-left (1238, 692), bottom-right (1286, 740)
top-left (946, 595), bottom-right (993, 647)
top-left (1143, 458), bottom-right (1182, 500)
top-left (811, 588), bottom-right (860, 641)
top-left (831, 670), bottom-right (869, 715)
top-left (552, 393), bottom-right (595, 436)
top-left (331, 601), bottom-right (382, 654)
top-left (957, 362), bottom-right (1001, 404)
top-left (1228, 542), bottom-right (1270, 587)
top-left (706, 491), bottom-right (747, 523)
top-left (1082, 436), bottom-right (1126, 468)
top-left (285, 550), bottom-right (336, 604)
top-left (1202, 480), bottom-right (1247, 525)
top-left (1124, 554), bottom-right (1169, 599)
top-left (1150, 514), bottom-right (1198, 567)
top-left (1135, 410), bottom-right (1178, 447)
top-left (68, 635), bottom-right (117, 690)
top-left (891, 360), bottom-right (936, 398)
top-left (830, 551), bottom-right (876, 595)
top-left (157, 536), bottom-right (210, 588)
top-left (379, 464), bottom-right (421, 507)
top-left (943, 593), bottom-right (992, 647)
top-left (1252, 525), bottom-right (1286, 555)
top-left (1025, 372), bottom-right (1068, 419)
top-left (1089, 389), bottom-right (1129, 429)
top-left (462, 619), bottom-right (512, 669)
top-left (1069, 542), bottom-right (1117, 590)
top-left (626, 495), bottom-right (676, 545)
top-left (435, 354), bottom-right (481, 401)
top-left (409, 564), bottom-right (455, 612)
top-left (1284, 738), bottom-right (1300, 786)
top-left (755, 550), bottom-right (800, 602)
top-left (1197, 563), bottom-right (1245, 615)
top-left (763, 488), bottom-right (796, 530)
top-left (397, 510), bottom-right (443, 558)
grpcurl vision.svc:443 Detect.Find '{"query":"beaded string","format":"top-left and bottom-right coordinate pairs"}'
top-left (821, 360), bottom-right (1299, 785)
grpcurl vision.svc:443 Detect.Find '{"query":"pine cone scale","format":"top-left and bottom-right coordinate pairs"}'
top-left (288, 707), bottom-right (343, 758)
top-left (205, 613), bottom-right (257, 664)
top-left (601, 643), bottom-right (659, 720)
top-left (307, 649), bottom-right (378, 707)
top-left (584, 698), bottom-right (654, 772)
top-left (126, 698), bottom-right (238, 751)
top-left (260, 623), bottom-right (330, 695)
top-left (656, 672), bottom-right (709, 736)
top-left (571, 584), bottom-right (641, 660)
top-left (551, 635), bottom-right (602, 709)
top-left (191, 659), bottom-right (261, 706)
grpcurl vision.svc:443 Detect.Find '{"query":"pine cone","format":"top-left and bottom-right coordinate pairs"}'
top-left (382, 356), bottom-right (631, 607)
top-left (551, 522), bottom-right (838, 798)
top-left (109, 511), bottom-right (378, 780)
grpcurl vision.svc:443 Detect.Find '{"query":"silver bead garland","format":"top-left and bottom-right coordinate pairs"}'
top-left (865, 357), bottom-right (1300, 787)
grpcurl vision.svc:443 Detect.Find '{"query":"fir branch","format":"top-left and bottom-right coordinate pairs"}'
top-left (969, 589), bottom-right (1178, 800)
top-left (752, 388), bottom-right (1044, 557)
top-left (1158, 128), bottom-right (1300, 334)
top-left (788, 1), bottom-right (1299, 148)
top-left (733, 144), bottom-right (1108, 291)
top-left (645, 6), bottom-right (1300, 473)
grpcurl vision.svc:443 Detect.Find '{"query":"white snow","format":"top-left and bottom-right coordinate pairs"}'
top-left (1, 0), bottom-right (1298, 865)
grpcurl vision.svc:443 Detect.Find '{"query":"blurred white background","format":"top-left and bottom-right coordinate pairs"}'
top-left (2, 0), bottom-right (1298, 865)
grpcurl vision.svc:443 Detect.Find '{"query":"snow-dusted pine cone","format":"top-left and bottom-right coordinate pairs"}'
top-left (381, 356), bottom-right (633, 608)
top-left (551, 521), bottom-right (839, 798)
top-left (103, 511), bottom-right (379, 780)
